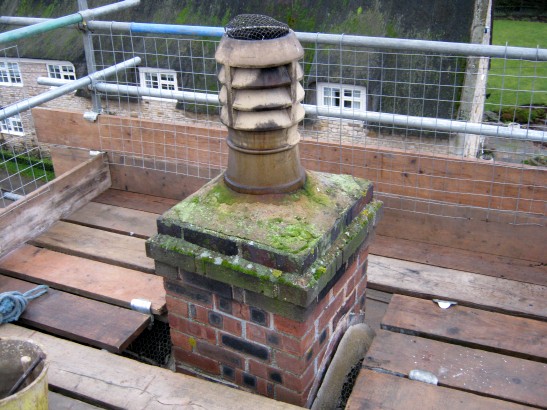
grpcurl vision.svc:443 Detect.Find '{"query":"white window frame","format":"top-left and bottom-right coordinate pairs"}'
top-left (0, 114), bottom-right (24, 135)
top-left (138, 68), bottom-right (179, 101)
top-left (0, 61), bottom-right (23, 86)
top-left (47, 63), bottom-right (76, 81)
top-left (317, 83), bottom-right (367, 113)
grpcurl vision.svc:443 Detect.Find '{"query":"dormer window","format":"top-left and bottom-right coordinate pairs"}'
top-left (0, 114), bottom-right (24, 135)
top-left (47, 63), bottom-right (76, 81)
top-left (139, 68), bottom-right (178, 91)
top-left (0, 61), bottom-right (23, 86)
top-left (318, 83), bottom-right (367, 112)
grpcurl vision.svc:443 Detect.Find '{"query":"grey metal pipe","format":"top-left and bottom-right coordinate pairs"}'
top-left (1, 17), bottom-right (545, 61)
top-left (91, 82), bottom-right (221, 105)
top-left (304, 105), bottom-right (546, 143)
top-left (36, 79), bottom-right (543, 143)
top-left (0, 0), bottom-right (139, 45)
top-left (296, 32), bottom-right (547, 61)
top-left (0, 57), bottom-right (141, 121)
top-left (79, 0), bottom-right (102, 113)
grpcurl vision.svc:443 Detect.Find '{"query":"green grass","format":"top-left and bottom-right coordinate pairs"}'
top-left (485, 20), bottom-right (547, 111)
top-left (1, 150), bottom-right (55, 183)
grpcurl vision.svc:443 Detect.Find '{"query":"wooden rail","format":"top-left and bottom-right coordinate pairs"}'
top-left (33, 107), bottom-right (546, 215)
top-left (0, 153), bottom-right (111, 258)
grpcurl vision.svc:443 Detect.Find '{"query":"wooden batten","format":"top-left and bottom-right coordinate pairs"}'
top-left (0, 153), bottom-right (111, 258)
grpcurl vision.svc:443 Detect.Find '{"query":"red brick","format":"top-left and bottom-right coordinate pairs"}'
top-left (164, 279), bottom-right (212, 308)
top-left (196, 340), bottom-right (244, 369)
top-left (356, 268), bottom-right (368, 300)
top-left (282, 327), bottom-right (316, 356)
top-left (315, 334), bottom-right (334, 373)
top-left (358, 246), bottom-right (369, 265)
top-left (333, 290), bottom-right (356, 331)
top-left (256, 377), bottom-right (274, 398)
top-left (333, 257), bottom-right (358, 297)
top-left (274, 313), bottom-right (314, 338)
top-left (191, 303), bottom-right (209, 323)
top-left (310, 287), bottom-right (334, 321)
top-left (318, 290), bottom-right (344, 331)
top-left (275, 351), bottom-right (313, 375)
top-left (170, 329), bottom-right (194, 352)
top-left (246, 322), bottom-right (267, 345)
top-left (169, 316), bottom-right (217, 343)
top-left (281, 359), bottom-right (317, 392)
top-left (274, 385), bottom-right (307, 407)
top-left (231, 299), bottom-right (250, 320)
top-left (223, 314), bottom-right (243, 336)
top-left (165, 295), bottom-right (188, 318)
top-left (248, 360), bottom-right (270, 380)
top-left (173, 348), bottom-right (220, 375)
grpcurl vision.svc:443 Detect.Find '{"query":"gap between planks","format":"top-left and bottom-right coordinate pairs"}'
top-left (381, 294), bottom-right (547, 363)
top-left (346, 369), bottom-right (533, 410)
top-left (363, 329), bottom-right (547, 408)
top-left (0, 244), bottom-right (165, 315)
top-left (368, 255), bottom-right (547, 321)
top-left (30, 221), bottom-right (155, 273)
top-left (0, 276), bottom-right (150, 353)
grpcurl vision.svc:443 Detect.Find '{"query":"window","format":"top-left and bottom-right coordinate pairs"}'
top-left (47, 63), bottom-right (76, 81)
top-left (139, 68), bottom-right (178, 91)
top-left (318, 83), bottom-right (366, 112)
top-left (0, 62), bottom-right (23, 86)
top-left (0, 114), bottom-right (24, 135)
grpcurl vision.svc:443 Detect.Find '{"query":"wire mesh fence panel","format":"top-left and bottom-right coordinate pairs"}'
top-left (86, 28), bottom-right (545, 226)
top-left (298, 41), bottom-right (546, 225)
top-left (3, 22), bottom-right (542, 225)
top-left (0, 45), bottom-right (53, 209)
top-left (91, 31), bottom-right (225, 180)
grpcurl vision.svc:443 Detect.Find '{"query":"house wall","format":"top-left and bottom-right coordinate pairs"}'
top-left (0, 59), bottom-right (91, 152)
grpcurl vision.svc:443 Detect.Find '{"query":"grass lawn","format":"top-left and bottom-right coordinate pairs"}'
top-left (1, 150), bottom-right (55, 184)
top-left (485, 20), bottom-right (547, 111)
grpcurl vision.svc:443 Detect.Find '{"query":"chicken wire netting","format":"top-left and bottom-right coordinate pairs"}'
top-left (336, 358), bottom-right (364, 409)
top-left (0, 45), bottom-right (53, 209)
top-left (124, 319), bottom-right (173, 367)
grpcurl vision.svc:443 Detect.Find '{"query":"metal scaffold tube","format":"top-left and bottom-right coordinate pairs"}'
top-left (0, 0), bottom-right (140, 45)
top-left (0, 57), bottom-right (141, 121)
top-left (35, 78), bottom-right (545, 144)
top-left (1, 16), bottom-right (545, 61)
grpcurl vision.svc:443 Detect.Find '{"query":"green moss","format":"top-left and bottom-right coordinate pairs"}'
top-left (202, 182), bottom-right (239, 206)
top-left (522, 155), bottom-right (547, 167)
top-left (267, 217), bottom-right (320, 253)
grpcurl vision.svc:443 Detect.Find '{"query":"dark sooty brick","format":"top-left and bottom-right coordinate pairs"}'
top-left (221, 334), bottom-right (269, 360)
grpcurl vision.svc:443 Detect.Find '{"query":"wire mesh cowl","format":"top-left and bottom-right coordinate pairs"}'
top-left (225, 14), bottom-right (290, 41)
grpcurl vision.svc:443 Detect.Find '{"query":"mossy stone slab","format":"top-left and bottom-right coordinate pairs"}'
top-left (157, 171), bottom-right (373, 274)
top-left (147, 200), bottom-right (383, 311)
